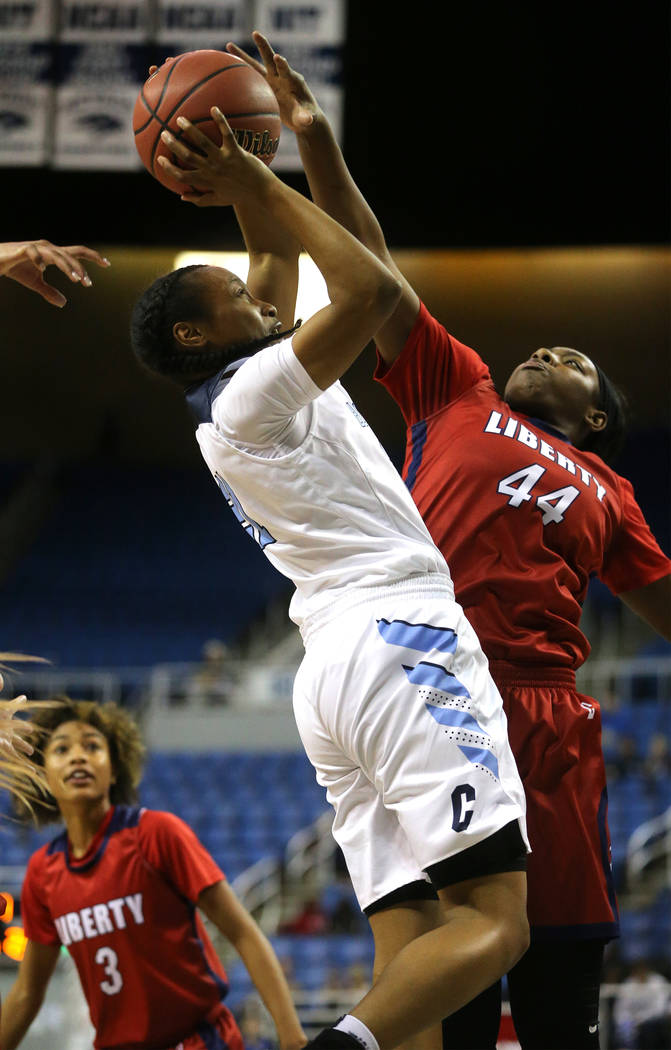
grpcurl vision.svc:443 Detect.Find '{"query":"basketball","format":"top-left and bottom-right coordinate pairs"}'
top-left (133, 50), bottom-right (281, 194)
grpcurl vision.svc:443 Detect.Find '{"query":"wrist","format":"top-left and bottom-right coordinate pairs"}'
top-left (295, 107), bottom-right (328, 140)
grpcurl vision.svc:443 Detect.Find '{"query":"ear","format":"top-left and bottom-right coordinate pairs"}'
top-left (585, 407), bottom-right (607, 433)
top-left (173, 321), bottom-right (207, 349)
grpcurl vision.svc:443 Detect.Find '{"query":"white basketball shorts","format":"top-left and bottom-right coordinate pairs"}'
top-left (293, 582), bottom-right (529, 911)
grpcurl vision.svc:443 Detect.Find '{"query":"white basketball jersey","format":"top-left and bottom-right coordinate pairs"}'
top-left (186, 338), bottom-right (452, 630)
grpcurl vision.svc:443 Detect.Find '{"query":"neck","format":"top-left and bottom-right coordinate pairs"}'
top-left (62, 798), bottom-right (112, 858)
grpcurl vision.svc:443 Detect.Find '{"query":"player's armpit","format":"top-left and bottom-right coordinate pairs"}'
top-left (619, 573), bottom-right (671, 640)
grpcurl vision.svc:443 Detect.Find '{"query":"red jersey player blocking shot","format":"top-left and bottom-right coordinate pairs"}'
top-left (226, 32), bottom-right (671, 1050)
top-left (1, 698), bottom-right (306, 1050)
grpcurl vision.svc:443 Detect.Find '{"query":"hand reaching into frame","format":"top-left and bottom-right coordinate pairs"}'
top-left (0, 239), bottom-right (111, 307)
top-left (226, 31), bottom-right (320, 134)
top-left (0, 690), bottom-right (34, 758)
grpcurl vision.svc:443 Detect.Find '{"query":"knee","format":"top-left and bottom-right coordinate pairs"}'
top-left (499, 908), bottom-right (530, 972)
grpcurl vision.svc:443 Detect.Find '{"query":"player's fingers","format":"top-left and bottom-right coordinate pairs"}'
top-left (157, 153), bottom-right (200, 181)
top-left (209, 106), bottom-right (236, 145)
top-left (180, 192), bottom-right (216, 207)
top-left (160, 127), bottom-right (205, 165)
top-left (250, 31), bottom-right (281, 74)
top-left (23, 243), bottom-right (47, 271)
top-left (174, 115), bottom-right (225, 155)
top-left (5, 694), bottom-right (28, 713)
top-left (37, 246), bottom-right (92, 285)
top-left (37, 284), bottom-right (68, 307)
top-left (60, 246), bottom-right (111, 269)
top-left (225, 41), bottom-right (266, 77)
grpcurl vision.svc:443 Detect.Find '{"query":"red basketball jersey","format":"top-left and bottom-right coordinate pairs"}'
top-left (376, 303), bottom-right (671, 669)
top-left (21, 805), bottom-right (230, 1049)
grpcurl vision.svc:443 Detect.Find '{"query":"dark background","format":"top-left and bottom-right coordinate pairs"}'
top-left (2, 3), bottom-right (670, 250)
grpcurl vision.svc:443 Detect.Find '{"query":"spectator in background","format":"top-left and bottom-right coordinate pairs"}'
top-left (642, 733), bottom-right (671, 783)
top-left (187, 638), bottom-right (237, 705)
top-left (239, 999), bottom-right (276, 1050)
top-left (613, 958), bottom-right (671, 1049)
top-left (279, 898), bottom-right (328, 936)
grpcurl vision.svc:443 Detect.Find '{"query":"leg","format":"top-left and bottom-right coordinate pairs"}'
top-left (348, 869), bottom-right (528, 1050)
top-left (507, 939), bottom-right (605, 1049)
top-left (367, 895), bottom-right (446, 1050)
top-left (440, 982), bottom-right (502, 1050)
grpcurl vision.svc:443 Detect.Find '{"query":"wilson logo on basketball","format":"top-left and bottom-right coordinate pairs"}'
top-left (231, 128), bottom-right (279, 159)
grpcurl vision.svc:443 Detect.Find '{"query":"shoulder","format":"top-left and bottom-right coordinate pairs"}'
top-left (137, 807), bottom-right (196, 844)
top-left (23, 836), bottom-right (64, 895)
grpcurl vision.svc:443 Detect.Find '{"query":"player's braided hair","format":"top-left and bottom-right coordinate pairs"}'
top-left (130, 265), bottom-right (301, 385)
top-left (579, 363), bottom-right (629, 464)
top-left (12, 697), bottom-right (146, 827)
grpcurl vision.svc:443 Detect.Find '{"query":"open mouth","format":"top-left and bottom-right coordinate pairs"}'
top-left (66, 770), bottom-right (94, 784)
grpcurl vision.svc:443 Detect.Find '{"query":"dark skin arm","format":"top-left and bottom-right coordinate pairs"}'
top-left (159, 110), bottom-right (401, 390)
top-left (233, 199), bottom-right (300, 332)
top-left (226, 32), bottom-right (419, 366)
top-left (619, 574), bottom-right (671, 640)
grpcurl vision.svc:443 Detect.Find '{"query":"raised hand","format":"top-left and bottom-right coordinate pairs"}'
top-left (159, 107), bottom-right (273, 207)
top-left (0, 694), bottom-right (34, 757)
top-left (226, 31), bottom-right (319, 133)
top-left (0, 240), bottom-right (110, 307)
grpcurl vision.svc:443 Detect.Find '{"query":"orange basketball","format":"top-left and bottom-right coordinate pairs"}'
top-left (133, 50), bottom-right (281, 194)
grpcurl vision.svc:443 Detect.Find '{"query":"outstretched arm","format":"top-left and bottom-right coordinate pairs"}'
top-left (0, 239), bottom-right (110, 307)
top-left (227, 32), bottom-right (419, 365)
top-left (198, 881), bottom-right (306, 1050)
top-left (159, 109), bottom-right (401, 389)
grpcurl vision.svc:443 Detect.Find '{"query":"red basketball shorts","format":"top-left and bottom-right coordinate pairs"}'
top-left (490, 663), bottom-right (619, 942)
top-left (170, 1007), bottom-right (244, 1050)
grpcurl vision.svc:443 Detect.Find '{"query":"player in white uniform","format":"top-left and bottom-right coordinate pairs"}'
top-left (130, 108), bottom-right (530, 1050)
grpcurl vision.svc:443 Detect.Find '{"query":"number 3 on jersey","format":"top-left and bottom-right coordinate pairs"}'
top-left (96, 946), bottom-right (123, 995)
top-left (497, 463), bottom-right (580, 525)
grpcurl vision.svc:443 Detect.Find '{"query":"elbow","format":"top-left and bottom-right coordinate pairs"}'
top-left (365, 272), bottom-right (403, 326)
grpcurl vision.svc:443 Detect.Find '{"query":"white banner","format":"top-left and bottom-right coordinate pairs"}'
top-left (155, 0), bottom-right (248, 49)
top-left (59, 0), bottom-right (149, 43)
top-left (254, 0), bottom-right (345, 169)
top-left (0, 0), bottom-right (55, 39)
top-left (255, 0), bottom-right (345, 44)
top-left (53, 42), bottom-right (147, 168)
top-left (0, 1), bottom-right (55, 165)
top-left (0, 0), bottom-right (345, 171)
top-left (0, 42), bottom-right (54, 166)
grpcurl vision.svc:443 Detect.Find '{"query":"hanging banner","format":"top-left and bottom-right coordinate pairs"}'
top-left (0, 0), bottom-right (55, 166)
top-left (0, 0), bottom-right (345, 171)
top-left (53, 0), bottom-right (150, 168)
top-left (155, 0), bottom-right (248, 56)
top-left (253, 0), bottom-right (345, 171)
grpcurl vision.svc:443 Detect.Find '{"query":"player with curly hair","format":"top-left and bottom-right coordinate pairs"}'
top-left (1, 698), bottom-right (306, 1050)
